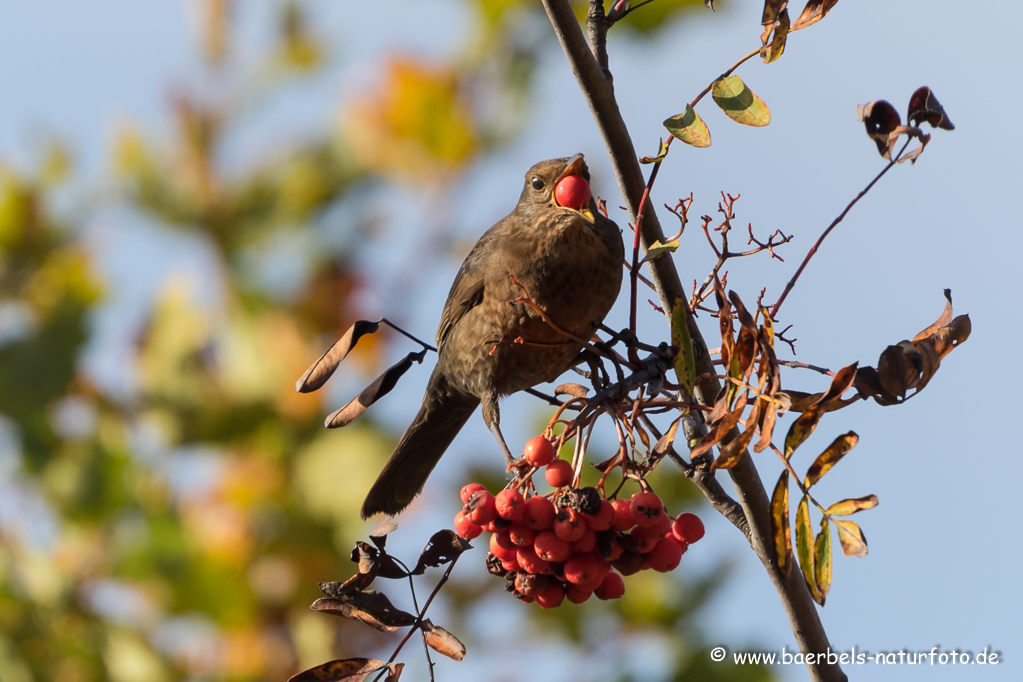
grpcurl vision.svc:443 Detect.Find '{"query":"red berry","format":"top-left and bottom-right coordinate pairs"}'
top-left (534, 530), bottom-right (572, 563)
top-left (565, 583), bottom-right (593, 604)
top-left (554, 175), bottom-right (591, 211)
top-left (553, 508), bottom-right (586, 542)
top-left (586, 499), bottom-right (615, 531)
top-left (610, 499), bottom-right (635, 531)
top-left (465, 490), bottom-right (497, 525)
top-left (672, 513), bottom-right (706, 544)
top-left (535, 581), bottom-right (566, 609)
top-left (454, 511), bottom-right (482, 540)
top-left (524, 436), bottom-right (556, 467)
top-left (523, 495), bottom-right (556, 530)
top-left (508, 523), bottom-right (536, 547)
top-left (564, 553), bottom-right (605, 585)
top-left (495, 489), bottom-right (526, 521)
top-left (494, 530), bottom-right (517, 552)
top-left (595, 572), bottom-right (626, 600)
top-left (489, 533), bottom-right (519, 563)
top-left (571, 526), bottom-right (597, 553)
top-left (545, 459), bottom-right (573, 488)
top-left (650, 511), bottom-right (673, 540)
top-left (627, 525), bottom-right (660, 554)
top-left (460, 482), bottom-right (487, 503)
top-left (501, 558), bottom-right (520, 573)
top-left (516, 546), bottom-right (551, 575)
top-left (611, 550), bottom-right (646, 576)
top-left (647, 536), bottom-right (686, 572)
top-left (630, 491), bottom-right (664, 528)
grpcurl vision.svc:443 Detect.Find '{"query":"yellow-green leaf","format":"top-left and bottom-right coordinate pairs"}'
top-left (782, 406), bottom-right (821, 460)
top-left (796, 496), bottom-right (823, 604)
top-left (803, 431), bottom-right (858, 488)
top-left (640, 137), bottom-right (669, 164)
top-left (770, 471), bottom-right (792, 577)
top-left (641, 238), bottom-right (680, 263)
top-left (664, 105), bottom-right (711, 148)
top-left (814, 518), bottom-right (832, 604)
top-left (671, 298), bottom-right (696, 394)
top-left (835, 519), bottom-right (868, 557)
top-left (825, 494), bottom-right (878, 516)
top-left (711, 76), bottom-right (771, 127)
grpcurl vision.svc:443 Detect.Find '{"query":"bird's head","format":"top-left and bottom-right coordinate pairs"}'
top-left (519, 154), bottom-right (596, 223)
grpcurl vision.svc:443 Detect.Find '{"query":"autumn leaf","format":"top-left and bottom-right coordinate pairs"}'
top-left (325, 349), bottom-right (427, 428)
top-left (791, 0), bottom-right (839, 31)
top-left (711, 76), bottom-right (770, 127)
top-left (296, 319), bottom-right (382, 393)
top-left (814, 519), bottom-right (832, 604)
top-left (671, 298), bottom-right (697, 394)
top-left (422, 619), bottom-right (467, 661)
top-left (825, 495), bottom-right (878, 516)
top-left (664, 105), bottom-right (712, 148)
top-left (835, 519), bottom-right (868, 557)
top-left (771, 471), bottom-right (792, 577)
top-left (803, 431), bottom-right (858, 488)
top-left (795, 495), bottom-right (823, 604)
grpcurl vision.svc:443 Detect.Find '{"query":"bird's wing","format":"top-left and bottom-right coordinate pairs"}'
top-left (436, 228), bottom-right (495, 348)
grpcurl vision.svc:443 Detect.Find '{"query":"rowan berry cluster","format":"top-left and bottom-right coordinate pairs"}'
top-left (453, 436), bottom-right (705, 608)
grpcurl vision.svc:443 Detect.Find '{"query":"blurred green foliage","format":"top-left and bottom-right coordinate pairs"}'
top-left (0, 2), bottom-right (770, 681)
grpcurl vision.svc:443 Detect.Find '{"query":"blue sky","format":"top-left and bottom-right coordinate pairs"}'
top-left (1, 1), bottom-right (1020, 680)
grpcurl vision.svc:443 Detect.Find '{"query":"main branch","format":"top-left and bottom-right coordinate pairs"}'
top-left (541, 2), bottom-right (846, 680)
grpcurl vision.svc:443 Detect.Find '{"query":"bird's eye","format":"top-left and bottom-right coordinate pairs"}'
top-left (531, 177), bottom-right (544, 191)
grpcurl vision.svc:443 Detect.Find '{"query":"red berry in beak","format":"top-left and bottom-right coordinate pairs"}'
top-left (554, 174), bottom-right (591, 211)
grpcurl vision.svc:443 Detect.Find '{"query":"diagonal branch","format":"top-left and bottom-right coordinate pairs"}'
top-left (541, 2), bottom-right (846, 681)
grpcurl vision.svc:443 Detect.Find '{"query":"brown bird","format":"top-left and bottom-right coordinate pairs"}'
top-left (361, 155), bottom-right (623, 518)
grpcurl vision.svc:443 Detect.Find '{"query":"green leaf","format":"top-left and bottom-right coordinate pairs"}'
top-left (670, 298), bottom-right (696, 394)
top-left (639, 138), bottom-right (670, 164)
top-left (770, 471), bottom-right (792, 577)
top-left (795, 496), bottom-right (823, 604)
top-left (711, 76), bottom-right (771, 127)
top-left (835, 519), bottom-right (868, 557)
top-left (814, 518), bottom-right (832, 603)
top-left (664, 105), bottom-right (711, 148)
top-left (825, 494), bottom-right (878, 516)
top-left (803, 431), bottom-right (858, 488)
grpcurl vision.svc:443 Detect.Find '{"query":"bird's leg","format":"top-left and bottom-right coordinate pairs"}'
top-left (482, 396), bottom-right (517, 468)
top-left (488, 420), bottom-right (517, 468)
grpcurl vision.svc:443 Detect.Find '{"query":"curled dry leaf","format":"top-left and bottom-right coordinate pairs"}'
top-left (791, 0), bottom-right (840, 31)
top-left (857, 100), bottom-right (901, 159)
top-left (288, 658), bottom-right (403, 682)
top-left (412, 530), bottom-right (470, 575)
top-left (761, 7), bottom-right (790, 63)
top-left (325, 349), bottom-right (427, 428)
top-left (854, 291), bottom-right (970, 405)
top-left (639, 137), bottom-right (669, 164)
top-left (907, 86), bottom-right (955, 131)
top-left (296, 320), bottom-right (382, 393)
top-left (370, 519), bottom-right (399, 549)
top-left (422, 619), bottom-right (467, 661)
top-left (311, 597), bottom-right (416, 633)
top-left (712, 402), bottom-right (759, 471)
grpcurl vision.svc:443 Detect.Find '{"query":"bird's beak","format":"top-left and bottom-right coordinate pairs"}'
top-left (554, 154), bottom-right (595, 223)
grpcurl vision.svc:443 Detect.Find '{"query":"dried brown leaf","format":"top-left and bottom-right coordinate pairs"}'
top-left (907, 86), bottom-right (955, 131)
top-left (422, 619), bottom-right (467, 661)
top-left (325, 349), bottom-right (426, 428)
top-left (311, 593), bottom-right (416, 632)
top-left (791, 0), bottom-right (839, 31)
top-left (835, 520), bottom-right (868, 557)
top-left (296, 320), bottom-right (382, 393)
top-left (413, 530), bottom-right (470, 575)
top-left (858, 100), bottom-right (901, 159)
top-left (288, 658), bottom-right (402, 682)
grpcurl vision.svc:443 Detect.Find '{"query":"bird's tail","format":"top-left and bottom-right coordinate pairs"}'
top-left (361, 373), bottom-right (479, 519)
